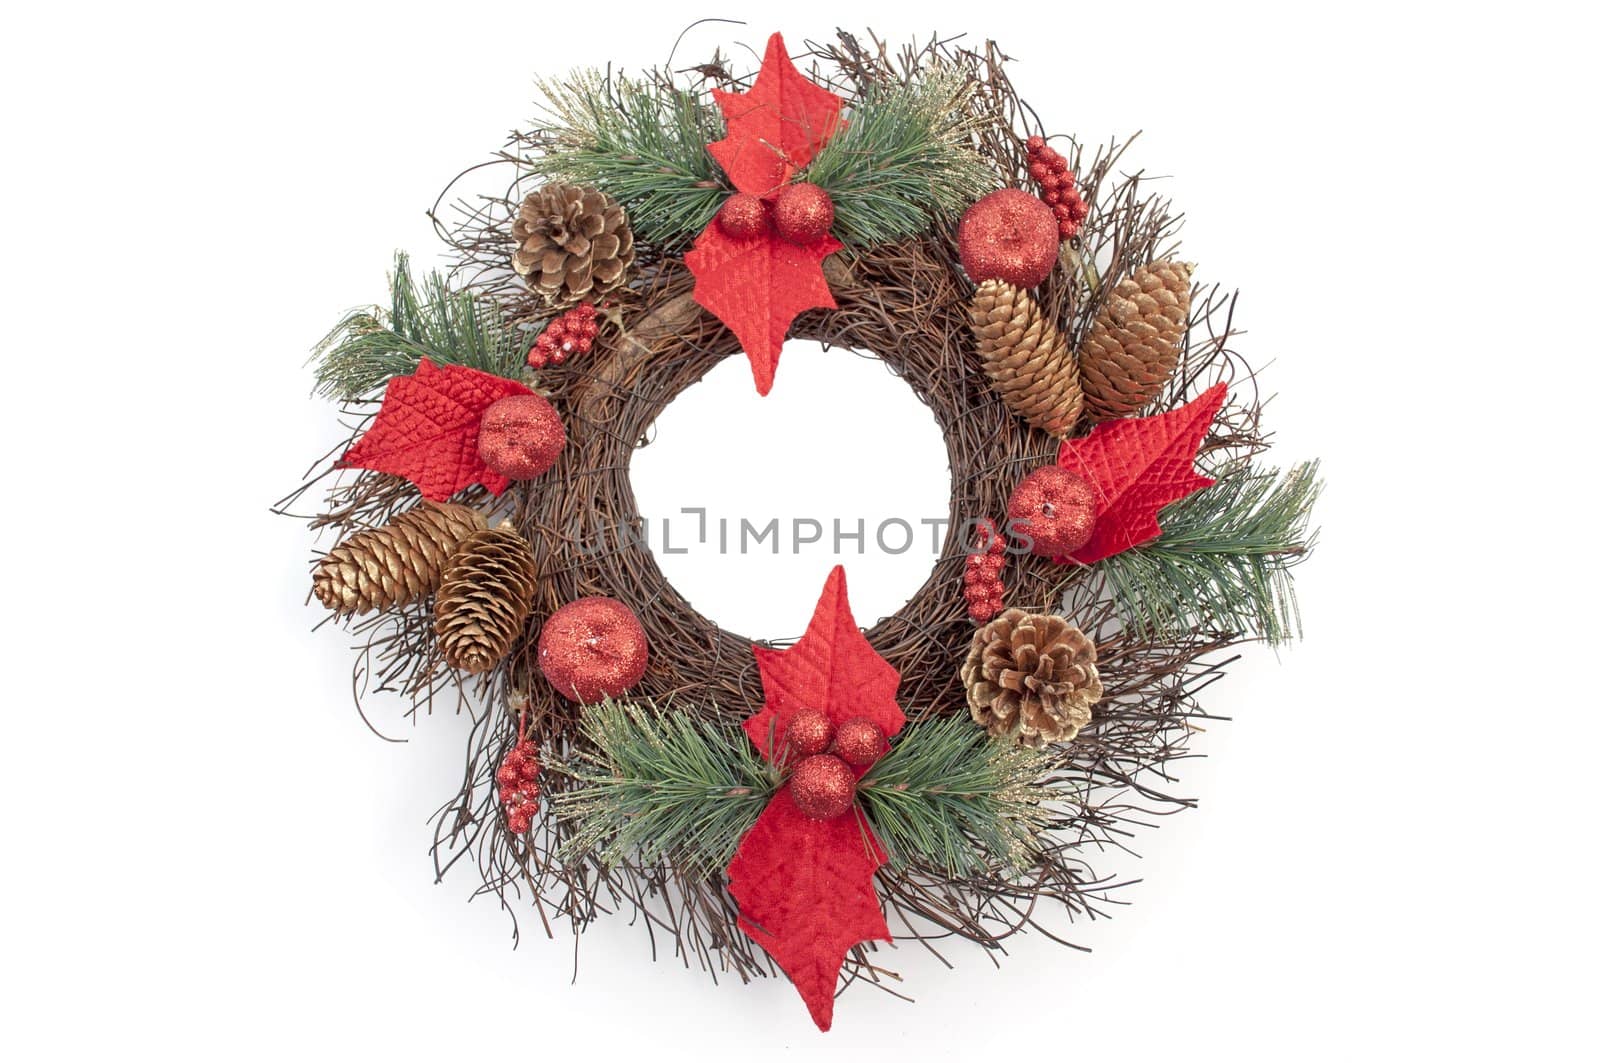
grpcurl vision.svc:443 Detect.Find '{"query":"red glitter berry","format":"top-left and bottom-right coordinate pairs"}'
top-left (498, 738), bottom-right (542, 832)
top-left (528, 304), bottom-right (601, 369)
top-left (962, 518), bottom-right (1008, 622)
top-left (1026, 136), bottom-right (1088, 241)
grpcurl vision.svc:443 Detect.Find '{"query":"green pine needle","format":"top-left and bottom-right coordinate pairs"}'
top-left (858, 715), bottom-right (1050, 877)
top-left (552, 700), bottom-right (775, 877)
top-left (803, 70), bottom-right (997, 245)
top-left (528, 70), bottom-right (727, 246)
top-left (310, 253), bottom-right (525, 401)
top-left (1095, 460), bottom-right (1323, 644)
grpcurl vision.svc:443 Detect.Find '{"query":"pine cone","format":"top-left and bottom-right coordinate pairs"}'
top-left (961, 609), bottom-right (1103, 747)
top-left (433, 526), bottom-right (538, 674)
top-left (969, 280), bottom-right (1083, 437)
top-left (1078, 261), bottom-right (1192, 422)
top-left (511, 183), bottom-right (635, 305)
top-left (312, 503), bottom-right (487, 616)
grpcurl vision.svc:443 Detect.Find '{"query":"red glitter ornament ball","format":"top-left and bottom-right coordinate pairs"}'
top-left (496, 738), bottom-right (542, 833)
top-left (718, 192), bottom-right (771, 240)
top-left (831, 717), bottom-right (888, 769)
top-left (1008, 465), bottom-right (1097, 558)
top-left (772, 182), bottom-right (835, 245)
top-left (477, 392), bottom-right (566, 480)
top-left (958, 188), bottom-right (1060, 288)
top-left (537, 597), bottom-right (649, 702)
top-left (789, 754), bottom-right (857, 821)
top-left (784, 707), bottom-right (835, 760)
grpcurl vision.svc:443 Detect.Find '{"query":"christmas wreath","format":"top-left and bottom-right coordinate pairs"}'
top-left (282, 30), bottom-right (1321, 1031)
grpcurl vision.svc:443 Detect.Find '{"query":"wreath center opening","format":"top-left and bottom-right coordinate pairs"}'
top-left (629, 340), bottom-right (953, 641)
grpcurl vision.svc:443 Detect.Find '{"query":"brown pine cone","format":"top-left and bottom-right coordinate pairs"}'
top-left (969, 279), bottom-right (1083, 437)
top-left (312, 503), bottom-right (487, 616)
top-left (511, 183), bottom-right (635, 306)
top-left (961, 609), bottom-right (1103, 747)
top-left (1078, 261), bottom-right (1192, 422)
top-left (433, 526), bottom-right (539, 674)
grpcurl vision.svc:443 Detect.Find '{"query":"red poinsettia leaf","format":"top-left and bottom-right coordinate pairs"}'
top-left (338, 358), bottom-right (529, 502)
top-left (708, 33), bottom-right (846, 197)
top-left (745, 565), bottom-right (905, 762)
top-left (726, 789), bottom-right (891, 1032)
top-left (728, 566), bottom-right (904, 1029)
top-left (684, 224), bottom-right (843, 396)
top-left (1057, 383), bottom-right (1228, 564)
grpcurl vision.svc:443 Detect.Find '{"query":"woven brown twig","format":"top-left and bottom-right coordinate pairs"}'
top-left (277, 30), bottom-right (1275, 992)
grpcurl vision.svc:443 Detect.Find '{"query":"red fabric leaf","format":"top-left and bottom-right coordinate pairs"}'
top-left (708, 33), bottom-right (846, 197)
top-left (1056, 383), bottom-right (1228, 564)
top-left (745, 566), bottom-right (905, 761)
top-left (684, 224), bottom-right (842, 396)
top-left (728, 566), bottom-right (905, 1030)
top-left (338, 358), bottom-right (529, 501)
top-left (725, 791), bottom-right (890, 1032)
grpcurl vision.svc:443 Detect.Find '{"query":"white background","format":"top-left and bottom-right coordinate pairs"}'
top-left (3, 2), bottom-right (1595, 1059)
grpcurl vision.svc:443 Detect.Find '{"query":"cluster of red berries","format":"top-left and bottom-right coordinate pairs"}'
top-left (496, 738), bottom-right (542, 834)
top-left (527, 303), bottom-right (599, 369)
top-left (963, 518), bottom-right (1008, 622)
top-left (1026, 136), bottom-right (1089, 240)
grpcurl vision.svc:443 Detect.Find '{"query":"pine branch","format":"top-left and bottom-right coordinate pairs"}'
top-left (803, 70), bottom-right (996, 245)
top-left (527, 70), bottom-right (727, 246)
top-left (553, 701), bottom-right (1056, 881)
top-left (1095, 460), bottom-right (1323, 644)
top-left (551, 699), bottom-right (775, 877)
top-left (310, 253), bottom-right (526, 400)
top-left (858, 716), bottom-right (1051, 877)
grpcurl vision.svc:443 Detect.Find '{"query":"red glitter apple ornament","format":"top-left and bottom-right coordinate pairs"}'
top-left (477, 393), bottom-right (566, 481)
top-left (1008, 465), bottom-right (1097, 558)
top-left (958, 188), bottom-right (1060, 288)
top-left (537, 597), bottom-right (649, 702)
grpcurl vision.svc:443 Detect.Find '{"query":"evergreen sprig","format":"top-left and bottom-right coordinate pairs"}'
top-left (552, 701), bottom-right (1056, 879)
top-left (803, 70), bottom-right (997, 245)
top-left (525, 67), bottom-right (996, 248)
top-left (858, 715), bottom-right (1050, 876)
top-left (310, 253), bottom-right (524, 400)
top-left (552, 700), bottom-right (775, 877)
top-left (528, 70), bottom-right (727, 245)
top-left (1095, 460), bottom-right (1323, 644)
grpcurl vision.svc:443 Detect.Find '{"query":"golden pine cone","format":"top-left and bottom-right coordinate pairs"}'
top-left (433, 526), bottom-right (539, 674)
top-left (961, 609), bottom-right (1103, 747)
top-left (312, 503), bottom-right (487, 616)
top-left (511, 182), bottom-right (635, 305)
top-left (969, 280), bottom-right (1083, 437)
top-left (1078, 261), bottom-right (1192, 422)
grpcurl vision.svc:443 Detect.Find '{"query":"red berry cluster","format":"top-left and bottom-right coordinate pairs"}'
top-left (1026, 136), bottom-right (1089, 240)
top-left (963, 518), bottom-right (1008, 622)
top-left (496, 738), bottom-right (542, 833)
top-left (527, 303), bottom-right (599, 369)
